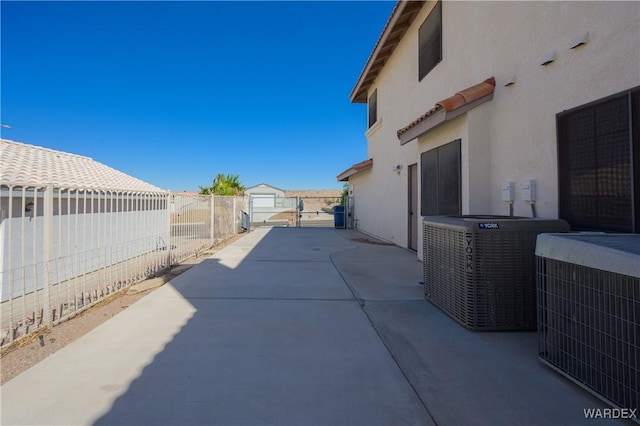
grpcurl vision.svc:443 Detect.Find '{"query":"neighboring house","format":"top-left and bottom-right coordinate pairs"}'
top-left (245, 183), bottom-right (286, 208)
top-left (0, 138), bottom-right (166, 299)
top-left (245, 183), bottom-right (290, 223)
top-left (338, 1), bottom-right (640, 257)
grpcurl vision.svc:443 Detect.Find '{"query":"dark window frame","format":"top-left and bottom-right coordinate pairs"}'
top-left (557, 87), bottom-right (639, 233)
top-left (368, 89), bottom-right (378, 128)
top-left (418, 1), bottom-right (442, 82)
top-left (421, 139), bottom-right (461, 216)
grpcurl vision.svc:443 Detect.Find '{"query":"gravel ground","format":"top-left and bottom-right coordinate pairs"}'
top-left (0, 233), bottom-right (246, 385)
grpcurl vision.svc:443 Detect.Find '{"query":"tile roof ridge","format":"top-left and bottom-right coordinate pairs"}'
top-left (443, 77), bottom-right (496, 110)
top-left (397, 76), bottom-right (496, 141)
top-left (1, 138), bottom-right (93, 161)
top-left (1, 138), bottom-right (165, 192)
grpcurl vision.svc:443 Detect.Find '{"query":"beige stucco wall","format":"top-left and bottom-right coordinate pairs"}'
top-left (352, 1), bottom-right (640, 258)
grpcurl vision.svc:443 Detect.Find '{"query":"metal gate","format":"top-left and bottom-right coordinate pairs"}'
top-left (249, 195), bottom-right (343, 228)
top-left (249, 196), bottom-right (297, 228)
top-left (297, 196), bottom-right (341, 227)
top-left (346, 196), bottom-right (354, 229)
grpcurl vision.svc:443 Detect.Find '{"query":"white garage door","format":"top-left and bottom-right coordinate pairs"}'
top-left (251, 194), bottom-right (276, 208)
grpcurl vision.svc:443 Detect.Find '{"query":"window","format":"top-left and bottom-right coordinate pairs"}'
top-left (558, 88), bottom-right (639, 233)
top-left (421, 139), bottom-right (461, 215)
top-left (368, 89), bottom-right (378, 128)
top-left (418, 1), bottom-right (442, 81)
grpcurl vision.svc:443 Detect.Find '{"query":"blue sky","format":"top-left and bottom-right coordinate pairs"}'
top-left (1, 1), bottom-right (394, 191)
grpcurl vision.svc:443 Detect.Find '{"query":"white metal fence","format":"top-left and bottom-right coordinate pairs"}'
top-left (0, 183), bottom-right (246, 348)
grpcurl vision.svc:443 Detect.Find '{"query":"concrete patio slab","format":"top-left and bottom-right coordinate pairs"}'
top-left (0, 284), bottom-right (197, 425)
top-left (331, 247), bottom-right (424, 301)
top-left (93, 298), bottom-right (431, 426)
top-left (169, 257), bottom-right (354, 300)
top-left (217, 227), bottom-right (356, 264)
top-left (1, 226), bottom-right (628, 426)
top-left (364, 301), bottom-right (621, 426)
top-left (0, 228), bottom-right (431, 426)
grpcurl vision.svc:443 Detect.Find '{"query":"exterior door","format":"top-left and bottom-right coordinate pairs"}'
top-left (408, 163), bottom-right (418, 251)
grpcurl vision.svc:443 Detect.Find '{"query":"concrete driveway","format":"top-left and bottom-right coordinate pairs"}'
top-left (0, 227), bottom-right (621, 425)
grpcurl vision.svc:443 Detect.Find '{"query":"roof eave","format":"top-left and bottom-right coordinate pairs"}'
top-left (398, 93), bottom-right (494, 145)
top-left (399, 108), bottom-right (446, 145)
top-left (337, 169), bottom-right (357, 182)
top-left (337, 159), bottom-right (373, 182)
top-left (246, 183), bottom-right (285, 192)
top-left (350, 1), bottom-right (426, 104)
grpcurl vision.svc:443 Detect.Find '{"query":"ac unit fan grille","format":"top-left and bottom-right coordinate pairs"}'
top-left (537, 257), bottom-right (639, 411)
top-left (473, 231), bottom-right (539, 329)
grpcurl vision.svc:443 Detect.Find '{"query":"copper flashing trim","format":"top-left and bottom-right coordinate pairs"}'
top-left (397, 77), bottom-right (496, 144)
top-left (337, 158), bottom-right (373, 182)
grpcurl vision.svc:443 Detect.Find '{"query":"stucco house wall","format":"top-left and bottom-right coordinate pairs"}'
top-left (345, 1), bottom-right (640, 258)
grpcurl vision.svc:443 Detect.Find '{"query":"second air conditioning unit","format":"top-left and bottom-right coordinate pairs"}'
top-left (536, 233), bottom-right (640, 415)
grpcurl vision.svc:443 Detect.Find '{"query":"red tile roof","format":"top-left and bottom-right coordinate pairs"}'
top-left (397, 77), bottom-right (496, 141)
top-left (399, 105), bottom-right (444, 136)
top-left (337, 159), bottom-right (373, 182)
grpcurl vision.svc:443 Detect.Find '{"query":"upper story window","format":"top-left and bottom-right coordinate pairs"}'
top-left (368, 89), bottom-right (378, 128)
top-left (419, 1), bottom-right (442, 81)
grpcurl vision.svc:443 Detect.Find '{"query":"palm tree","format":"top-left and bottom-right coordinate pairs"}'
top-left (340, 182), bottom-right (349, 205)
top-left (199, 173), bottom-right (246, 196)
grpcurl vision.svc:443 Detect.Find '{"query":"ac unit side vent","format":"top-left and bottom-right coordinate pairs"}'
top-left (423, 216), bottom-right (569, 331)
top-left (537, 233), bottom-right (639, 413)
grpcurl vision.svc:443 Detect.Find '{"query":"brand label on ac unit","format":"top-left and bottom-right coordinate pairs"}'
top-left (479, 222), bottom-right (499, 229)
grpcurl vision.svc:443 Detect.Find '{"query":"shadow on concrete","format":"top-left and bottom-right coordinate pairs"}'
top-left (92, 227), bottom-right (433, 426)
top-left (1, 227), bottom-right (623, 425)
top-left (94, 227), bottom-right (620, 426)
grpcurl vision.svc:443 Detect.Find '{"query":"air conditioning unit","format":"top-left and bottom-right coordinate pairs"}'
top-left (536, 233), bottom-right (640, 414)
top-left (423, 215), bottom-right (569, 331)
